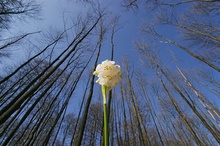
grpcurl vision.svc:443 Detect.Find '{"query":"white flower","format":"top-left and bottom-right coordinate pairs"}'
top-left (93, 60), bottom-right (122, 89)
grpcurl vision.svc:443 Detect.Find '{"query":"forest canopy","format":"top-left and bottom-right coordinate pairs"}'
top-left (0, 0), bottom-right (220, 145)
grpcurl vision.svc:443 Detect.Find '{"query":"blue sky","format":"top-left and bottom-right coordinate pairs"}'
top-left (3, 0), bottom-right (219, 100)
top-left (4, 0), bottom-right (144, 65)
top-left (2, 0), bottom-right (219, 127)
top-left (0, 1), bottom-right (219, 144)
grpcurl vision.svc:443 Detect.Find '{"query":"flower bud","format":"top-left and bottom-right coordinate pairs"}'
top-left (93, 60), bottom-right (122, 89)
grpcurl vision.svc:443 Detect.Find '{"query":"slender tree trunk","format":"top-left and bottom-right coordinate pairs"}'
top-left (75, 16), bottom-right (103, 146)
top-left (147, 28), bottom-right (220, 72)
top-left (0, 15), bottom-right (101, 125)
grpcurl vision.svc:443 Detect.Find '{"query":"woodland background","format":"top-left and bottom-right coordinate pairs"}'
top-left (0, 0), bottom-right (220, 145)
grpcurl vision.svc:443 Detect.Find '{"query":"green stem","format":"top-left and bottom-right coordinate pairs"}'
top-left (104, 103), bottom-right (109, 146)
top-left (102, 85), bottom-right (109, 146)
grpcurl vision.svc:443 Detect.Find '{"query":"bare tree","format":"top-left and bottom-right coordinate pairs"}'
top-left (0, 0), bottom-right (40, 58)
top-left (0, 0), bottom-right (40, 31)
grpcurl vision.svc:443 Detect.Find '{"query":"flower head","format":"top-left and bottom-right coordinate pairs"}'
top-left (93, 60), bottom-right (121, 89)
